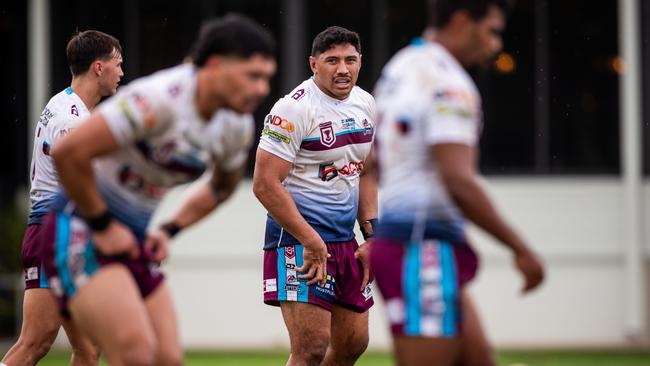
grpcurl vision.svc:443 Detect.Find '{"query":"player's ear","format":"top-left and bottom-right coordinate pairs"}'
top-left (92, 60), bottom-right (103, 76)
top-left (309, 56), bottom-right (317, 74)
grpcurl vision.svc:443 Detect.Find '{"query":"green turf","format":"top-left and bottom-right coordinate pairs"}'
top-left (28, 350), bottom-right (650, 365)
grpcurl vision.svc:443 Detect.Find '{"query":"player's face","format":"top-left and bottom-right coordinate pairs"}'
top-left (213, 54), bottom-right (276, 114)
top-left (467, 5), bottom-right (505, 68)
top-left (310, 43), bottom-right (361, 100)
top-left (99, 49), bottom-right (124, 96)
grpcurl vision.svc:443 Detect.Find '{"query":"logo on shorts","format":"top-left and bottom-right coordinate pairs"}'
top-left (362, 285), bottom-right (373, 301)
top-left (286, 274), bottom-right (298, 284)
top-left (285, 284), bottom-right (301, 292)
top-left (26, 266), bottom-right (39, 281)
top-left (285, 246), bottom-right (296, 259)
top-left (319, 121), bottom-right (336, 147)
top-left (264, 278), bottom-right (277, 293)
top-left (71, 104), bottom-right (79, 116)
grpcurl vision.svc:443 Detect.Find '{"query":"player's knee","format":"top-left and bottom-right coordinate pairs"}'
top-left (292, 335), bottom-right (329, 365)
top-left (347, 335), bottom-right (369, 360)
top-left (155, 345), bottom-right (183, 366)
top-left (334, 333), bottom-right (368, 362)
top-left (70, 344), bottom-right (100, 366)
top-left (17, 326), bottom-right (58, 359)
top-left (113, 330), bottom-right (157, 366)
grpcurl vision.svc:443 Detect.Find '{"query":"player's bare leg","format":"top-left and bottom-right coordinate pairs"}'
top-left (68, 264), bottom-right (156, 366)
top-left (2, 289), bottom-right (61, 366)
top-left (144, 283), bottom-right (182, 366)
top-left (394, 335), bottom-right (460, 366)
top-left (62, 319), bottom-right (100, 366)
top-left (322, 305), bottom-right (369, 366)
top-left (455, 290), bottom-right (495, 366)
top-left (280, 302), bottom-right (331, 366)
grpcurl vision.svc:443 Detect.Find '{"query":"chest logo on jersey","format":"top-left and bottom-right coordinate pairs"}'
top-left (362, 118), bottom-right (373, 136)
top-left (319, 121), bottom-right (336, 147)
top-left (341, 118), bottom-right (357, 130)
top-left (71, 105), bottom-right (79, 116)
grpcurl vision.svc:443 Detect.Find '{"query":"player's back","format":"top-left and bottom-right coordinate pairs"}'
top-left (28, 87), bottom-right (90, 224)
top-left (83, 63), bottom-right (254, 239)
top-left (374, 41), bottom-right (482, 241)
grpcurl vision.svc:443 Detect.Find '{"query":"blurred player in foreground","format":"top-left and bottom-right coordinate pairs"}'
top-left (371, 0), bottom-right (544, 365)
top-left (41, 14), bottom-right (275, 365)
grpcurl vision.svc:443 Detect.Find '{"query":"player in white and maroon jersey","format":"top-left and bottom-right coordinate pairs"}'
top-left (254, 26), bottom-right (377, 366)
top-left (371, 1), bottom-right (545, 365)
top-left (40, 15), bottom-right (276, 365)
top-left (2, 30), bottom-right (122, 366)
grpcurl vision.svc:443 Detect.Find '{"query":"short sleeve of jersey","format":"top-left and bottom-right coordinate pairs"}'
top-left (220, 114), bottom-right (255, 172)
top-left (425, 84), bottom-right (479, 146)
top-left (258, 98), bottom-right (307, 163)
top-left (48, 113), bottom-right (84, 148)
top-left (98, 84), bottom-right (172, 146)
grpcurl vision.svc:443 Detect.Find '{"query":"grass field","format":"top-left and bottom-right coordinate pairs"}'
top-left (29, 350), bottom-right (650, 366)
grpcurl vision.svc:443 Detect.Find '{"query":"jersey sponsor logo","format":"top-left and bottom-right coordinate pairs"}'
top-left (71, 104), bottom-right (79, 116)
top-left (397, 117), bottom-right (412, 135)
top-left (341, 117), bottom-right (357, 130)
top-left (168, 84), bottom-right (182, 98)
top-left (436, 105), bottom-right (472, 119)
top-left (362, 118), bottom-right (373, 136)
top-left (318, 160), bottom-right (365, 181)
top-left (58, 128), bottom-right (73, 139)
top-left (118, 165), bottom-right (169, 199)
top-left (291, 88), bottom-right (305, 101)
top-left (319, 121), bottom-right (336, 147)
top-left (338, 161), bottom-right (365, 176)
top-left (318, 162), bottom-right (338, 181)
top-left (42, 141), bottom-right (51, 155)
top-left (39, 108), bottom-right (54, 127)
top-left (433, 89), bottom-right (473, 104)
top-left (262, 126), bottom-right (290, 144)
top-left (265, 114), bottom-right (295, 133)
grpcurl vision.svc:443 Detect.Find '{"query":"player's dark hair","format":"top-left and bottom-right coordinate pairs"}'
top-left (192, 14), bottom-right (276, 66)
top-left (66, 30), bottom-right (121, 76)
top-left (427, 0), bottom-right (512, 28)
top-left (311, 26), bottom-right (361, 56)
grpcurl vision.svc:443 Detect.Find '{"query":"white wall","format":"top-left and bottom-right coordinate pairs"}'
top-left (54, 177), bottom-right (649, 350)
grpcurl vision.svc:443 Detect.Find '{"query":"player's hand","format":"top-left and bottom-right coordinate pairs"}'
top-left (92, 220), bottom-right (139, 259)
top-left (354, 241), bottom-right (373, 290)
top-left (144, 229), bottom-right (170, 264)
top-left (513, 247), bottom-right (545, 293)
top-left (297, 241), bottom-right (330, 286)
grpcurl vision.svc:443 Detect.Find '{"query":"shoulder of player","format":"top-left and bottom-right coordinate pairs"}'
top-left (44, 90), bottom-right (84, 124)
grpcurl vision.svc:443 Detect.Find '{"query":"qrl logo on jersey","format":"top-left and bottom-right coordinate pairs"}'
top-left (319, 121), bottom-right (336, 147)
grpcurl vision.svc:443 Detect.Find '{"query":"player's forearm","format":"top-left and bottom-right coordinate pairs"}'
top-left (168, 181), bottom-right (219, 229)
top-left (447, 176), bottom-right (528, 254)
top-left (253, 179), bottom-right (322, 247)
top-left (52, 148), bottom-right (106, 218)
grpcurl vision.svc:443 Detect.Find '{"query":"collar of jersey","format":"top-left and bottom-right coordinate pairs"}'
top-left (309, 78), bottom-right (352, 105)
